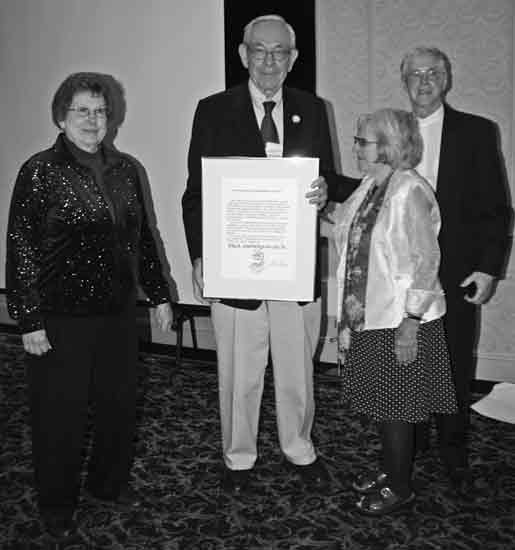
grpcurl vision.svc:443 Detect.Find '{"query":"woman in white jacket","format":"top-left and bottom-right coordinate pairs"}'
top-left (334, 108), bottom-right (456, 515)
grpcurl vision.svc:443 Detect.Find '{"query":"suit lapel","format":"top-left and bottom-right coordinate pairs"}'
top-left (283, 88), bottom-right (303, 156)
top-left (229, 84), bottom-right (266, 156)
top-left (436, 104), bottom-right (460, 207)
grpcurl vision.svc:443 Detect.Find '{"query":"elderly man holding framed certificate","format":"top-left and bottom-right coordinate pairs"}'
top-left (182, 14), bottom-right (357, 494)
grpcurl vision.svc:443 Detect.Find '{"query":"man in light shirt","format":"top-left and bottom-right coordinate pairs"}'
top-left (182, 14), bottom-right (356, 494)
top-left (401, 46), bottom-right (511, 489)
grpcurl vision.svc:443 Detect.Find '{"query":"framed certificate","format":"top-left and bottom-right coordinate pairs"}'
top-left (202, 156), bottom-right (319, 301)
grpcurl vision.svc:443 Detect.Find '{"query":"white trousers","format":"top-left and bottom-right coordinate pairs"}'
top-left (211, 299), bottom-right (321, 470)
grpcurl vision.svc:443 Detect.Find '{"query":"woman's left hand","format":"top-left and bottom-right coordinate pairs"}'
top-left (154, 302), bottom-right (174, 332)
top-left (394, 318), bottom-right (420, 365)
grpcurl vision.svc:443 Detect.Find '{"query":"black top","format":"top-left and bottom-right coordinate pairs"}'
top-left (6, 133), bottom-right (171, 333)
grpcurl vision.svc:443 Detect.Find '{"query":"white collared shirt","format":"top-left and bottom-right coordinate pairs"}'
top-left (248, 79), bottom-right (284, 157)
top-left (416, 104), bottom-right (444, 190)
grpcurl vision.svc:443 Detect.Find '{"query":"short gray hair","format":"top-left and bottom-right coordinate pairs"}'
top-left (400, 46), bottom-right (452, 94)
top-left (243, 15), bottom-right (296, 49)
top-left (358, 108), bottom-right (423, 170)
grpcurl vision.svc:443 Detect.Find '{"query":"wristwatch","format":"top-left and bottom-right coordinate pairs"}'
top-left (405, 312), bottom-right (422, 321)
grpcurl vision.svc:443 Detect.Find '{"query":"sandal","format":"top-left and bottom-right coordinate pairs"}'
top-left (352, 471), bottom-right (388, 494)
top-left (356, 486), bottom-right (415, 516)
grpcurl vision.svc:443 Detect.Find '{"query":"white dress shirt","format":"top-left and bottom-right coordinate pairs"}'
top-left (248, 79), bottom-right (284, 157)
top-left (416, 104), bottom-right (444, 190)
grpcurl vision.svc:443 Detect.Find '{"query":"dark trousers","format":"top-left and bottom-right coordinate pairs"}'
top-left (416, 292), bottom-right (477, 469)
top-left (27, 304), bottom-right (138, 521)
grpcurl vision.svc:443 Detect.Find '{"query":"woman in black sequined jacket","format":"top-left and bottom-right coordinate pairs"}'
top-left (6, 72), bottom-right (174, 539)
top-left (7, 132), bottom-right (171, 332)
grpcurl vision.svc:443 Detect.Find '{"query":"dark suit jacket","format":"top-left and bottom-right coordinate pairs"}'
top-left (436, 104), bottom-right (511, 295)
top-left (182, 82), bottom-right (356, 309)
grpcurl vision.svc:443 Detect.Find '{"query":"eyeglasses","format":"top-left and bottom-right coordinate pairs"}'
top-left (246, 45), bottom-right (291, 63)
top-left (406, 67), bottom-right (444, 83)
top-left (353, 136), bottom-right (378, 147)
top-left (68, 106), bottom-right (108, 119)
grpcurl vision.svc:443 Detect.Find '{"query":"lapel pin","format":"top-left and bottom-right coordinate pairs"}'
top-left (292, 114), bottom-right (301, 124)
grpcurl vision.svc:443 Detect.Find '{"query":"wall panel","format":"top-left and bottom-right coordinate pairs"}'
top-left (317, 0), bottom-right (514, 379)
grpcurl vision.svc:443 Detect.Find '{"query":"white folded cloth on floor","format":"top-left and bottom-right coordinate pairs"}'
top-left (471, 382), bottom-right (515, 424)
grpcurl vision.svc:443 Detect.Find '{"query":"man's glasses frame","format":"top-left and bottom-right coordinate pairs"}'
top-left (406, 67), bottom-right (445, 84)
top-left (245, 44), bottom-right (292, 63)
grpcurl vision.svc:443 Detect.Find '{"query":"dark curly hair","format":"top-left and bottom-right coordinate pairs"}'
top-left (51, 72), bottom-right (115, 129)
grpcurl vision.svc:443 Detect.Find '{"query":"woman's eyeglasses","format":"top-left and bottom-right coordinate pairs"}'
top-left (353, 136), bottom-right (378, 147)
top-left (68, 107), bottom-right (108, 120)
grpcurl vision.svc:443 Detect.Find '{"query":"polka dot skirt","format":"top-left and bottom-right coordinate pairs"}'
top-left (341, 318), bottom-right (457, 423)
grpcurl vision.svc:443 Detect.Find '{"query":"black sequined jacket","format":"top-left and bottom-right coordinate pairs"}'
top-left (6, 133), bottom-right (171, 333)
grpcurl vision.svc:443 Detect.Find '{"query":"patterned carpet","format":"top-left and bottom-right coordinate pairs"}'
top-left (1, 330), bottom-right (515, 550)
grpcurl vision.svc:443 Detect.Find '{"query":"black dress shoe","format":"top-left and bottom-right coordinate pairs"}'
top-left (441, 451), bottom-right (470, 490)
top-left (85, 486), bottom-right (143, 508)
top-left (221, 468), bottom-right (251, 494)
top-left (43, 515), bottom-right (77, 540)
top-left (446, 466), bottom-right (472, 494)
top-left (115, 487), bottom-right (143, 508)
top-left (290, 458), bottom-right (331, 490)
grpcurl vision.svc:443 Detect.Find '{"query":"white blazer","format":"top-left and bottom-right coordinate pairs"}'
top-left (334, 168), bottom-right (446, 329)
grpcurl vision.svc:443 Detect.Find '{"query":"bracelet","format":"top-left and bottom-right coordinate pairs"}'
top-left (405, 313), bottom-right (422, 321)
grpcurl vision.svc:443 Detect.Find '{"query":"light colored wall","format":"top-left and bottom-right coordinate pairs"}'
top-left (0, 0), bottom-right (225, 304)
top-left (317, 0), bottom-right (515, 380)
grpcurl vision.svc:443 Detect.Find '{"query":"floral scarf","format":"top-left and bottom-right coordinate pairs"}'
top-left (337, 171), bottom-right (392, 367)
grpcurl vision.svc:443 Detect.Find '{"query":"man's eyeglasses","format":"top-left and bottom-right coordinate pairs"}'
top-left (246, 45), bottom-right (291, 63)
top-left (353, 136), bottom-right (378, 147)
top-left (407, 67), bottom-right (444, 83)
top-left (68, 106), bottom-right (108, 119)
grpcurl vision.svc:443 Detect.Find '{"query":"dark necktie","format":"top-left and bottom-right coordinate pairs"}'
top-left (260, 101), bottom-right (279, 144)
